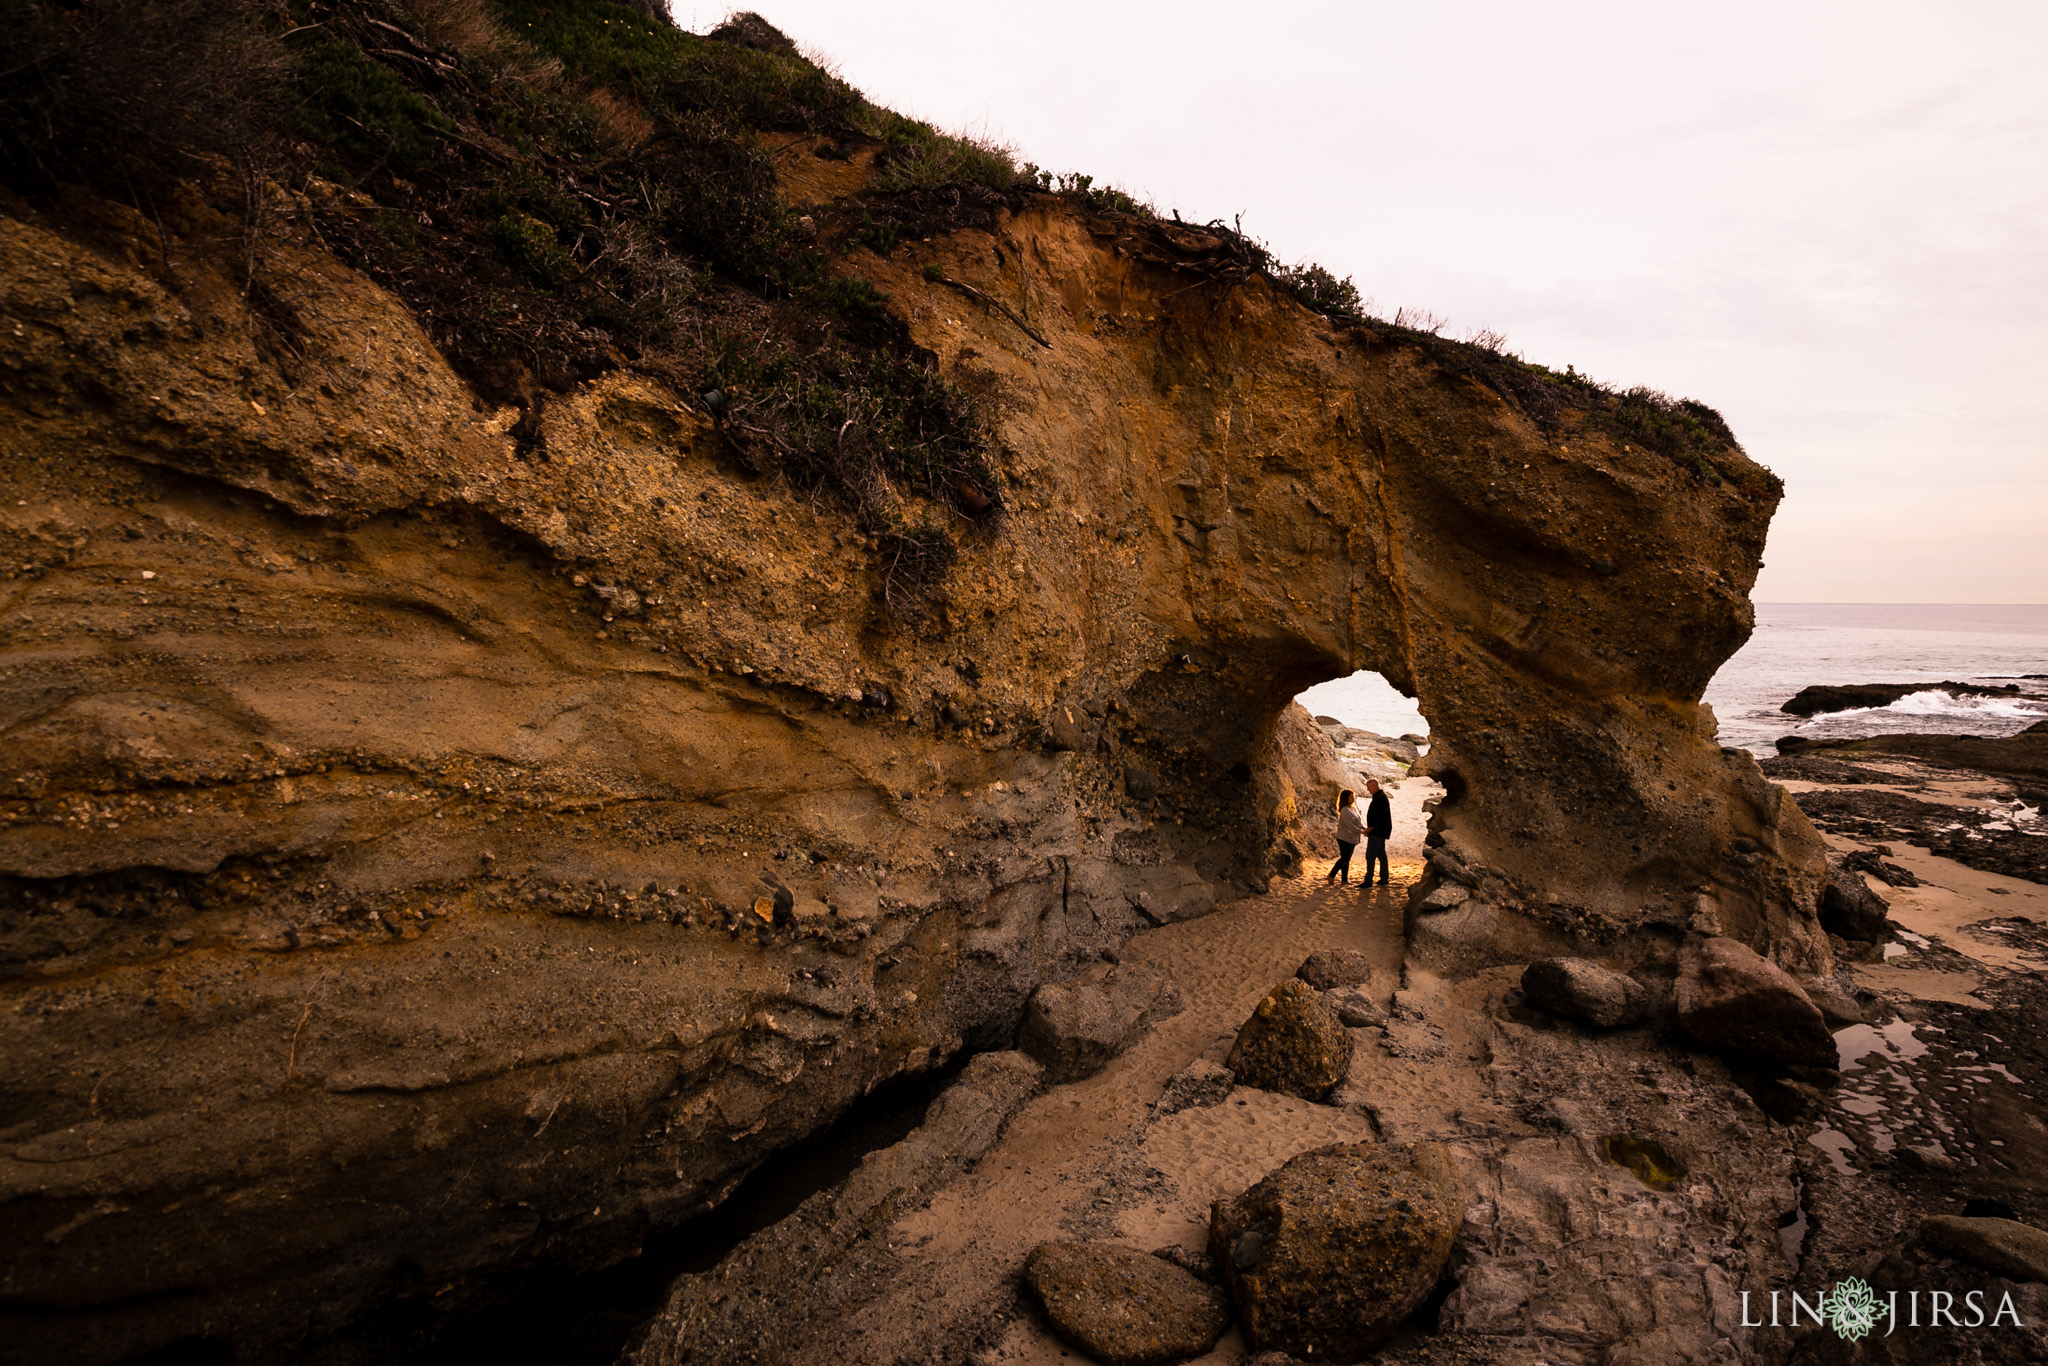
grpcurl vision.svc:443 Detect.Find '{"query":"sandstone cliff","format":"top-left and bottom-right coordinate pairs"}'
top-left (0, 5), bottom-right (1827, 1358)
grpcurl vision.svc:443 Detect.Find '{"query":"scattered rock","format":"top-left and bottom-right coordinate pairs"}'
top-left (1418, 883), bottom-right (1471, 912)
top-left (1322, 986), bottom-right (1387, 1029)
top-left (1674, 937), bottom-right (1835, 1069)
top-left (1819, 858), bottom-right (1893, 940)
top-left (1154, 1059), bottom-right (1234, 1116)
top-left (1019, 964), bottom-right (1184, 1083)
top-left (1296, 948), bottom-right (1373, 990)
top-left (1841, 845), bottom-right (1920, 889)
top-left (1225, 979), bottom-right (1353, 1101)
top-left (1024, 1240), bottom-right (1231, 1366)
top-left (1518, 958), bottom-right (1649, 1029)
top-left (1800, 977), bottom-right (1866, 1027)
top-left (1208, 1141), bottom-right (1463, 1359)
top-left (1920, 1216), bottom-right (2048, 1283)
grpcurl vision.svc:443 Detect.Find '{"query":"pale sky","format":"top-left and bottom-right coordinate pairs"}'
top-left (684, 1), bottom-right (2046, 603)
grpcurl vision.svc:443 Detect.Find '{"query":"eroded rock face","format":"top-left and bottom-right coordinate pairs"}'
top-left (1208, 1141), bottom-right (1463, 1360)
top-left (0, 171), bottom-right (1823, 1358)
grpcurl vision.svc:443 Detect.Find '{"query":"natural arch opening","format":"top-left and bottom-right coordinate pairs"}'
top-left (1282, 671), bottom-right (1445, 885)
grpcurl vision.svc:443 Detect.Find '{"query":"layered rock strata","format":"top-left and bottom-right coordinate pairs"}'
top-left (1, 170), bottom-right (1822, 1358)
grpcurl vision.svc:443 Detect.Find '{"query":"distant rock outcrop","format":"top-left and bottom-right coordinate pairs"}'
top-left (1781, 680), bottom-right (2020, 717)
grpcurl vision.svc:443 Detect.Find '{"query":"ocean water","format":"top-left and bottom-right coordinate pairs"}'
top-left (1704, 603), bottom-right (2048, 753)
top-left (1294, 604), bottom-right (2048, 754)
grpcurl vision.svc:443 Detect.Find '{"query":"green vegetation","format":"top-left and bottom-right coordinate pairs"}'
top-left (289, 35), bottom-right (454, 174)
top-left (0, 0), bottom-right (1764, 634)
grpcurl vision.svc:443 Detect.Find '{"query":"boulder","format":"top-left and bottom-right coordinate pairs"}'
top-left (1019, 964), bottom-right (1184, 1083)
top-left (1155, 1059), bottom-right (1234, 1116)
top-left (1801, 977), bottom-right (1866, 1027)
top-left (1819, 860), bottom-right (1892, 941)
top-left (1297, 948), bottom-right (1374, 990)
top-left (1674, 937), bottom-right (1835, 1068)
top-left (1024, 1241), bottom-right (1232, 1366)
top-left (1322, 986), bottom-right (1388, 1029)
top-left (1519, 958), bottom-right (1649, 1029)
top-left (1208, 1141), bottom-right (1463, 1359)
top-left (1921, 1216), bottom-right (2048, 1283)
top-left (1225, 979), bottom-right (1353, 1101)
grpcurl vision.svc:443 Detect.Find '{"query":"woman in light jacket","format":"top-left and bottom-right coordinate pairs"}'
top-left (1328, 789), bottom-right (1363, 884)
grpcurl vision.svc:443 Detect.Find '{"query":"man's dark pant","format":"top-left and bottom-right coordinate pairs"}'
top-left (1329, 840), bottom-right (1356, 882)
top-left (1362, 834), bottom-right (1389, 884)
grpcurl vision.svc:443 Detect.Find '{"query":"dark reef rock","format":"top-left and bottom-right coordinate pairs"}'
top-left (1780, 680), bottom-right (2020, 717)
top-left (1820, 859), bottom-right (1895, 941)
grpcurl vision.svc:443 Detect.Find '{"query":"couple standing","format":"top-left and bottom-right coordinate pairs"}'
top-left (1328, 780), bottom-right (1391, 886)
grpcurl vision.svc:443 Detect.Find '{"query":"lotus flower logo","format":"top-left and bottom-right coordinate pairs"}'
top-left (1823, 1277), bottom-right (1883, 1342)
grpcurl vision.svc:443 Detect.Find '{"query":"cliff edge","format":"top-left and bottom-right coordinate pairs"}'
top-left (0, 3), bottom-right (1826, 1358)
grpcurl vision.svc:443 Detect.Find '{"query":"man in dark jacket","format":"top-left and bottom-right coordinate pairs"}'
top-left (1361, 779), bottom-right (1392, 886)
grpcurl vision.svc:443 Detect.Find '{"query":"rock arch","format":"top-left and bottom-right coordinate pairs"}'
top-left (0, 195), bottom-right (1825, 1358)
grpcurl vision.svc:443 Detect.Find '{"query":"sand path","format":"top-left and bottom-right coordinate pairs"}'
top-left (813, 783), bottom-right (1440, 1364)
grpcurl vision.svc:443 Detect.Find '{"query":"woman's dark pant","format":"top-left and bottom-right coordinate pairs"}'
top-left (1362, 835), bottom-right (1389, 884)
top-left (1329, 840), bottom-right (1356, 881)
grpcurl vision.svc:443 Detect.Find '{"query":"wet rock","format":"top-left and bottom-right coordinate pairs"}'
top-left (1675, 937), bottom-right (1835, 1068)
top-left (1322, 986), bottom-right (1387, 1028)
top-left (1019, 964), bottom-right (1183, 1083)
top-left (1225, 979), bottom-right (1353, 1101)
top-left (1519, 958), bottom-right (1648, 1029)
top-left (1208, 1141), bottom-right (1463, 1359)
top-left (1155, 1059), bottom-right (1234, 1116)
top-left (1296, 948), bottom-right (1373, 990)
top-left (1820, 859), bottom-right (1894, 940)
top-left (1024, 1241), bottom-right (1231, 1366)
top-left (1921, 1216), bottom-right (2048, 1283)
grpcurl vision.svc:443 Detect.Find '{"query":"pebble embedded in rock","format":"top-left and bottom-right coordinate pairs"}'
top-left (1225, 979), bottom-right (1352, 1101)
top-left (1024, 1240), bottom-right (1231, 1366)
top-left (1519, 958), bottom-right (1648, 1029)
top-left (1208, 1140), bottom-right (1463, 1360)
